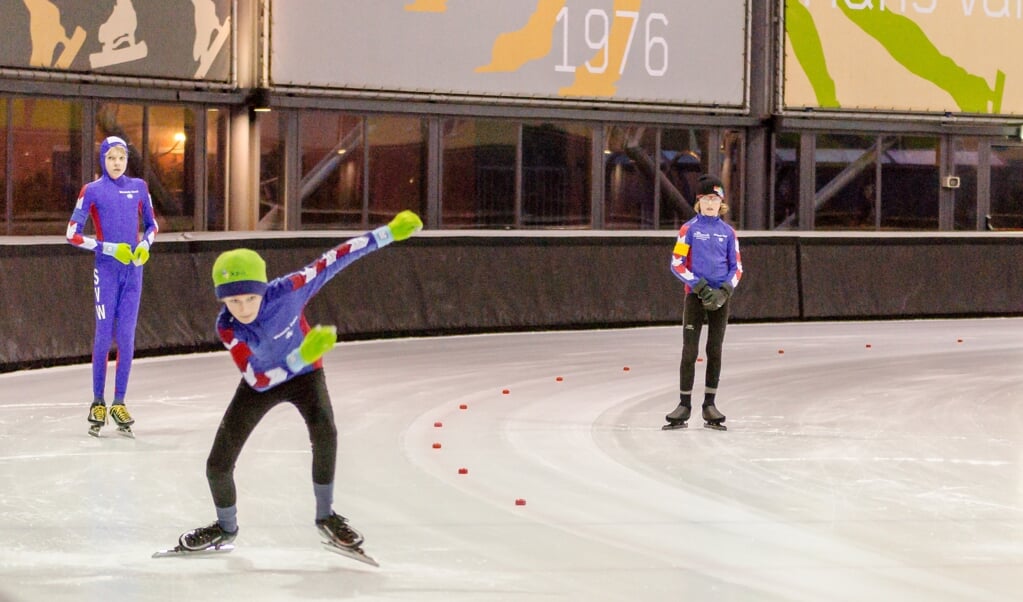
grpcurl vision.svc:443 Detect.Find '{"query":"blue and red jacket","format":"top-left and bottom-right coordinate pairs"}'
top-left (670, 214), bottom-right (742, 293)
top-left (216, 228), bottom-right (393, 392)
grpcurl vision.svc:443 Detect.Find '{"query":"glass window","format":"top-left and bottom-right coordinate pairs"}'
top-left (441, 118), bottom-right (517, 228)
top-left (721, 130), bottom-right (745, 228)
top-left (660, 128), bottom-right (708, 230)
top-left (0, 99), bottom-right (7, 234)
top-left (146, 105), bottom-right (193, 232)
top-left (12, 98), bottom-right (82, 235)
top-left (299, 111), bottom-right (365, 229)
top-left (990, 145), bottom-right (1023, 229)
top-left (522, 122), bottom-right (592, 228)
top-left (604, 125), bottom-right (656, 229)
top-left (206, 108), bottom-right (228, 231)
top-left (881, 136), bottom-right (939, 230)
top-left (813, 134), bottom-right (877, 230)
top-left (368, 115), bottom-right (427, 225)
top-left (772, 132), bottom-right (799, 229)
top-left (951, 137), bottom-right (979, 231)
top-left (258, 112), bottom-right (283, 229)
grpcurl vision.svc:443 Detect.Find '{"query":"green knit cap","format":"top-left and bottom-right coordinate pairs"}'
top-left (212, 248), bottom-right (268, 299)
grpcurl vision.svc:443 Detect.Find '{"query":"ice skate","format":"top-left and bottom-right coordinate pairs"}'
top-left (702, 403), bottom-right (727, 431)
top-left (153, 522), bottom-right (238, 557)
top-left (662, 402), bottom-right (691, 430)
top-left (87, 401), bottom-right (106, 437)
top-left (110, 403), bottom-right (135, 438)
top-left (318, 512), bottom-right (378, 566)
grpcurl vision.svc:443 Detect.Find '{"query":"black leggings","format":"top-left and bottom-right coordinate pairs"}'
top-left (205, 369), bottom-right (338, 508)
top-left (679, 292), bottom-right (730, 395)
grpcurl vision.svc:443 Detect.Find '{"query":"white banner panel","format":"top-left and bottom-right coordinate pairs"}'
top-left (271, 0), bottom-right (748, 108)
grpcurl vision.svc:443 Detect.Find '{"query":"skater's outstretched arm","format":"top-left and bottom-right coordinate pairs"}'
top-left (281, 210), bottom-right (422, 301)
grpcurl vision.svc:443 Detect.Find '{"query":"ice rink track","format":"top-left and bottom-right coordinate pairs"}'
top-left (1, 318), bottom-right (1021, 602)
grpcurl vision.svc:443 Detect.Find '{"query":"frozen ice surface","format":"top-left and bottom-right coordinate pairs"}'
top-left (1, 319), bottom-right (1021, 601)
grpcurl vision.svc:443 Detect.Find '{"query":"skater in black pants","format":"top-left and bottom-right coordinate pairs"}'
top-left (170, 210), bottom-right (422, 555)
top-left (664, 174), bottom-right (743, 430)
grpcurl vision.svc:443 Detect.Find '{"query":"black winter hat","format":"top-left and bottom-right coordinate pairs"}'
top-left (697, 174), bottom-right (725, 199)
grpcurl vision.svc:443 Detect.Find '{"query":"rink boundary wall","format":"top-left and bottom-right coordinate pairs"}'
top-left (2, 233), bottom-right (1021, 372)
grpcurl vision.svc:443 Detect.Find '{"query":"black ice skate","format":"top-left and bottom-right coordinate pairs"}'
top-left (662, 402), bottom-right (691, 430)
top-left (317, 512), bottom-right (378, 567)
top-left (702, 403), bottom-right (727, 431)
top-left (87, 401), bottom-right (106, 437)
top-left (110, 404), bottom-right (135, 438)
top-left (152, 522), bottom-right (237, 558)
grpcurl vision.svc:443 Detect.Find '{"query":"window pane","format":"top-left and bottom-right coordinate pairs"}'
top-left (721, 130), bottom-right (745, 227)
top-left (813, 134), bottom-right (877, 230)
top-left (660, 128), bottom-right (708, 230)
top-left (0, 99), bottom-right (7, 234)
top-left (522, 122), bottom-right (591, 227)
top-left (146, 105), bottom-right (192, 232)
top-left (258, 113), bottom-right (283, 229)
top-left (881, 136), bottom-right (939, 230)
top-left (990, 145), bottom-right (1023, 229)
top-left (206, 108), bottom-right (228, 231)
top-left (368, 115), bottom-right (426, 225)
top-left (951, 137), bottom-right (979, 231)
top-left (441, 118), bottom-right (516, 228)
top-left (772, 132), bottom-right (799, 229)
top-left (604, 125), bottom-right (656, 229)
top-left (12, 98), bottom-right (82, 235)
top-left (300, 111), bottom-right (365, 229)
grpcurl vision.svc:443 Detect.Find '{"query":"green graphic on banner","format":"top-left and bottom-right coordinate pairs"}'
top-left (785, 1), bottom-right (1010, 115)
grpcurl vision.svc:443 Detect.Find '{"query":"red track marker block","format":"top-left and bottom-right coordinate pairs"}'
top-left (514, 498), bottom-right (527, 506)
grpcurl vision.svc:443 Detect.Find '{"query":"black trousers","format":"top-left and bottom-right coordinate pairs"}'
top-left (679, 292), bottom-right (730, 397)
top-left (205, 369), bottom-right (338, 509)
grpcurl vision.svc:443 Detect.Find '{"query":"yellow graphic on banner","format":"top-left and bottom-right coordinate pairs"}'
top-left (23, 0), bottom-right (86, 69)
top-left (475, 0), bottom-right (643, 97)
top-left (476, 0), bottom-right (565, 73)
top-left (561, 0), bottom-right (642, 97)
top-left (404, 0), bottom-right (447, 12)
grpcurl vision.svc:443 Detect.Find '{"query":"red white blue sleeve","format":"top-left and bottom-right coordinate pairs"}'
top-left (136, 182), bottom-right (159, 252)
top-left (724, 233), bottom-right (743, 290)
top-left (281, 226), bottom-right (394, 301)
top-left (670, 222), bottom-right (699, 291)
top-left (66, 185), bottom-right (99, 252)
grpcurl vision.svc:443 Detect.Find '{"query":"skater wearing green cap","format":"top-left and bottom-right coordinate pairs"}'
top-left (167, 210), bottom-right (422, 562)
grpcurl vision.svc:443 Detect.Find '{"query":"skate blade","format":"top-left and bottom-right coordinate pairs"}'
top-left (88, 426), bottom-right (102, 438)
top-left (117, 426), bottom-right (135, 439)
top-left (703, 422), bottom-right (728, 431)
top-left (322, 541), bottom-right (379, 567)
top-left (661, 422), bottom-right (688, 431)
top-left (152, 543), bottom-right (235, 558)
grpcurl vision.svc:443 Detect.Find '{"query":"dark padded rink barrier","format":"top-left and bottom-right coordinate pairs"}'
top-left (1, 232), bottom-right (1020, 371)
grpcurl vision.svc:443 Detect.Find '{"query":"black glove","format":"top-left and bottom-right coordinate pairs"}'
top-left (704, 283), bottom-right (734, 311)
top-left (692, 278), bottom-right (714, 303)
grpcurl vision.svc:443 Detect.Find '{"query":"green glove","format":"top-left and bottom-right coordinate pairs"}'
top-left (388, 210), bottom-right (423, 241)
top-left (103, 242), bottom-right (134, 265)
top-left (132, 241), bottom-right (151, 266)
top-left (286, 325), bottom-right (337, 372)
